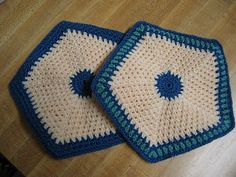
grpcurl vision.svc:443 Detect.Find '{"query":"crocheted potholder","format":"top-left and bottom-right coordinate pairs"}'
top-left (9, 21), bottom-right (124, 158)
top-left (92, 21), bottom-right (235, 163)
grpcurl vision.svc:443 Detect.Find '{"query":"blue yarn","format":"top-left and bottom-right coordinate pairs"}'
top-left (155, 70), bottom-right (183, 101)
top-left (91, 21), bottom-right (235, 163)
top-left (9, 21), bottom-right (124, 159)
top-left (70, 69), bottom-right (95, 98)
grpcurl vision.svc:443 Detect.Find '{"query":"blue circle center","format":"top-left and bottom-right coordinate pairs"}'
top-left (70, 69), bottom-right (95, 98)
top-left (155, 70), bottom-right (183, 100)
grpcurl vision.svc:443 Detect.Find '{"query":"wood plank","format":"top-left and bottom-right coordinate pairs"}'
top-left (60, 146), bottom-right (115, 177)
top-left (0, 0), bottom-right (46, 47)
top-left (10, 136), bottom-right (45, 176)
top-left (0, 90), bottom-right (19, 135)
top-left (0, 119), bottom-right (30, 159)
top-left (104, 0), bottom-right (181, 31)
top-left (0, 0), bottom-right (73, 77)
top-left (0, 0), bottom-right (22, 20)
top-left (27, 155), bottom-right (73, 177)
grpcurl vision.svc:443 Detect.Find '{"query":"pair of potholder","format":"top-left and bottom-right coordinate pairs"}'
top-left (10, 21), bottom-right (235, 163)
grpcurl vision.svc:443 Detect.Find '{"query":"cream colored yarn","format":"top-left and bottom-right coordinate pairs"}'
top-left (110, 32), bottom-right (220, 146)
top-left (24, 29), bottom-right (117, 144)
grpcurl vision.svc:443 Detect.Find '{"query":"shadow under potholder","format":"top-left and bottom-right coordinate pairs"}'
top-left (9, 21), bottom-right (124, 158)
top-left (92, 21), bottom-right (235, 163)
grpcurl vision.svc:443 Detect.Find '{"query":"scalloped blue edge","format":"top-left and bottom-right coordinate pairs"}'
top-left (91, 21), bottom-right (235, 163)
top-left (9, 21), bottom-right (124, 159)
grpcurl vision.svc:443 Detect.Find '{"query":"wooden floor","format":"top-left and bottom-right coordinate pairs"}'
top-left (0, 0), bottom-right (236, 177)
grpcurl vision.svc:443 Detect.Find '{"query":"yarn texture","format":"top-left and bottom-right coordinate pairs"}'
top-left (9, 21), bottom-right (124, 158)
top-left (92, 21), bottom-right (235, 163)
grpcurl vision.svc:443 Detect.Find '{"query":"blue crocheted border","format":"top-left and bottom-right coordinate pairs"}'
top-left (92, 21), bottom-right (235, 163)
top-left (9, 21), bottom-right (124, 159)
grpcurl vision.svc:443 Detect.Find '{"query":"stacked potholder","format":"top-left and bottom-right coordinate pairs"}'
top-left (9, 21), bottom-right (124, 158)
top-left (92, 21), bottom-right (235, 162)
top-left (10, 21), bottom-right (234, 163)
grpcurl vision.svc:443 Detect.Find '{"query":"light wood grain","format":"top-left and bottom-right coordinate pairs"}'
top-left (0, 0), bottom-right (236, 177)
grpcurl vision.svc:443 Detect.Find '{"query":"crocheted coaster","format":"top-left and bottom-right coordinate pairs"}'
top-left (9, 21), bottom-right (124, 158)
top-left (92, 21), bottom-right (235, 163)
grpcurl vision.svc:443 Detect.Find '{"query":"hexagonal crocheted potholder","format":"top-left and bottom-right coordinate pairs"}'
top-left (9, 21), bottom-right (124, 158)
top-left (92, 21), bottom-right (235, 163)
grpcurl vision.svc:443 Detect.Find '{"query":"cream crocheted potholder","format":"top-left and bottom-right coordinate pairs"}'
top-left (9, 21), bottom-right (124, 158)
top-left (92, 21), bottom-right (235, 163)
